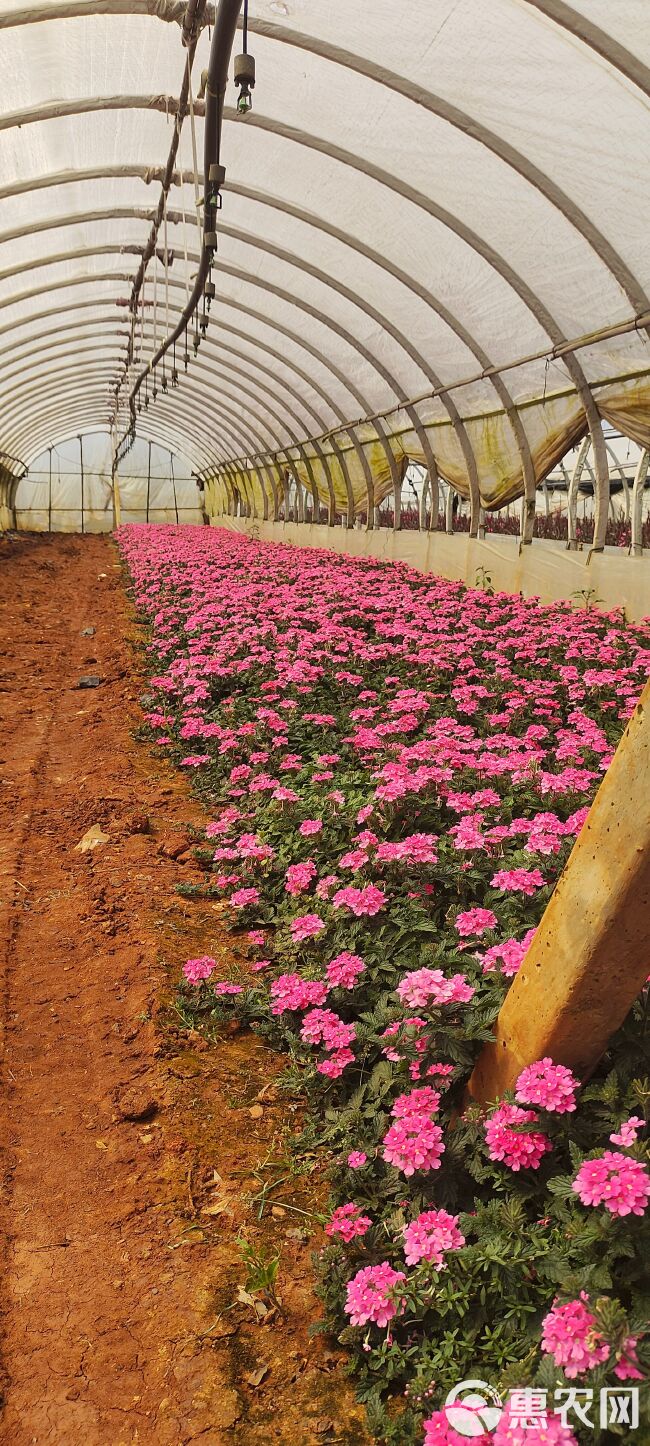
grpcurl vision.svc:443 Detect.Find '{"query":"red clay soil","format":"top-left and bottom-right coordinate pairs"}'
top-left (0, 533), bottom-right (368, 1446)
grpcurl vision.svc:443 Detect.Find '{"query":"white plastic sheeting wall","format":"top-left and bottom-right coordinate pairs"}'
top-left (1, 0), bottom-right (650, 530)
top-left (14, 432), bottom-right (202, 531)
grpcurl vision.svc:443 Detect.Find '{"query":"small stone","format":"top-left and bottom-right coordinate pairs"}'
top-left (81, 626), bottom-right (96, 637)
top-left (116, 1089), bottom-right (159, 1123)
top-left (75, 675), bottom-right (104, 689)
top-left (128, 813), bottom-right (151, 835)
top-left (158, 834), bottom-right (191, 859)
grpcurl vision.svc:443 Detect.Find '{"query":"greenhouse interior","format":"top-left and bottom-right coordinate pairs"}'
top-left (0, 2), bottom-right (649, 1443)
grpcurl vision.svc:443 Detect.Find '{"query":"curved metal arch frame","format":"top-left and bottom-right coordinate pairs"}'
top-left (0, 240), bottom-right (417, 493)
top-left (0, 111), bottom-right (583, 508)
top-left (11, 400), bottom-right (224, 477)
top-left (0, 271), bottom-right (360, 458)
top-left (0, 53), bottom-right (635, 523)
top-left (242, 18), bottom-right (650, 323)
top-left (0, 174), bottom-right (508, 526)
top-left (11, 394), bottom-right (228, 476)
top-left (0, 195), bottom-right (490, 517)
top-left (0, 318), bottom-right (319, 446)
top-left (0, 287), bottom-right (334, 434)
top-left (0, 357), bottom-right (281, 462)
top-left (3, 374), bottom-right (246, 469)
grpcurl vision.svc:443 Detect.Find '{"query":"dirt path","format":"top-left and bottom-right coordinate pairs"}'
top-left (0, 534), bottom-right (367, 1446)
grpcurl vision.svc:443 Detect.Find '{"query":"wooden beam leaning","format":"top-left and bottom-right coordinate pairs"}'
top-left (468, 678), bottom-right (650, 1103)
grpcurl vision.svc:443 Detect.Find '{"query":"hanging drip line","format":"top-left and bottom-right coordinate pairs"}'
top-left (163, 194), bottom-right (170, 387)
top-left (138, 273), bottom-right (145, 369)
top-left (188, 73), bottom-right (203, 251)
top-left (152, 253), bottom-right (158, 377)
top-left (179, 160), bottom-right (191, 310)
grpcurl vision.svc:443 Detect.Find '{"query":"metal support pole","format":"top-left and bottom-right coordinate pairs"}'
top-left (79, 434), bottom-right (84, 534)
top-left (48, 445), bottom-right (52, 533)
top-left (468, 679), bottom-right (650, 1101)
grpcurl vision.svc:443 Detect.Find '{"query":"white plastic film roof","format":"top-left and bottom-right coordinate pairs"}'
top-left (2, 0), bottom-right (650, 523)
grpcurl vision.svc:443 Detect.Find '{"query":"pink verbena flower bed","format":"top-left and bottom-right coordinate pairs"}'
top-left (117, 524), bottom-right (650, 1445)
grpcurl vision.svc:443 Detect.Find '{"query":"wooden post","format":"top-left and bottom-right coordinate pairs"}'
top-left (468, 678), bottom-right (650, 1104)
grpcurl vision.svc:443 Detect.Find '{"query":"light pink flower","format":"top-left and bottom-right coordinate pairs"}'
top-left (327, 952), bottom-right (366, 989)
top-left (396, 968), bottom-right (475, 1009)
top-left (402, 1208), bottom-right (465, 1266)
top-left (299, 818), bottom-right (323, 835)
top-left (610, 1115), bottom-right (645, 1147)
top-left (290, 912), bottom-right (326, 941)
top-left (573, 1151), bottom-right (650, 1216)
top-left (332, 884), bottom-right (386, 916)
top-left (183, 955), bottom-right (217, 985)
top-left (490, 867), bottom-right (545, 895)
top-left (347, 1151), bottom-right (367, 1168)
top-left (455, 907), bottom-right (498, 937)
top-left (515, 1058), bottom-right (579, 1113)
top-left (541, 1294), bottom-right (609, 1377)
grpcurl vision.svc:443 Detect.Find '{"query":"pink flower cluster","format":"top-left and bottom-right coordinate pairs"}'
top-left (396, 969), bottom-right (475, 1009)
top-left (455, 907), bottom-right (497, 937)
top-left (325, 1202), bottom-right (372, 1242)
top-left (484, 1102), bottom-right (553, 1172)
top-left (290, 912), bottom-right (325, 941)
top-left (542, 1293), bottom-right (643, 1382)
top-left (183, 955), bottom-right (217, 984)
top-left (490, 867), bottom-right (545, 895)
top-left (326, 951), bottom-right (366, 989)
top-left (515, 1058), bottom-right (579, 1113)
top-left (402, 1208), bottom-right (465, 1267)
top-left (269, 973), bottom-right (328, 1015)
top-left (285, 860), bottom-right (317, 895)
top-left (541, 1293), bottom-right (610, 1376)
top-left (344, 1261), bottom-right (406, 1327)
top-left (572, 1151), bottom-right (650, 1216)
top-left (332, 884), bottom-right (386, 916)
top-left (382, 1087), bottom-right (445, 1176)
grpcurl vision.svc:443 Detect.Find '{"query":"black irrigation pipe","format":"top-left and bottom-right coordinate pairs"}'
top-left (114, 0), bottom-right (244, 468)
top-left (112, 0), bottom-right (208, 433)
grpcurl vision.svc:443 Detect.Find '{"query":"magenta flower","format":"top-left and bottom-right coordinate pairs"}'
top-left (402, 1208), bottom-right (465, 1266)
top-left (290, 912), bottom-right (326, 941)
top-left (270, 974), bottom-right (328, 1014)
top-left (347, 1151), bottom-right (367, 1169)
top-left (228, 886), bottom-right (260, 909)
top-left (382, 1115), bottom-right (444, 1176)
top-left (484, 1102), bottom-right (553, 1172)
top-left (610, 1115), bottom-right (645, 1147)
top-left (423, 1411), bottom-right (491, 1446)
top-left (325, 1202), bottom-right (372, 1242)
top-left (572, 1151), bottom-right (650, 1216)
top-left (332, 884), bottom-right (386, 916)
top-left (541, 1294), bottom-right (609, 1376)
top-left (490, 867), bottom-right (545, 895)
top-left (344, 1261), bottom-right (406, 1328)
top-left (183, 955), bottom-right (217, 985)
top-left (299, 818), bottom-right (323, 835)
top-left (455, 907), bottom-right (498, 937)
top-left (515, 1058), bottom-right (579, 1113)
top-left (326, 951), bottom-right (366, 989)
top-left (396, 968), bottom-right (475, 1009)
top-left (214, 982), bottom-right (244, 996)
top-left (492, 1400), bottom-right (579, 1444)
